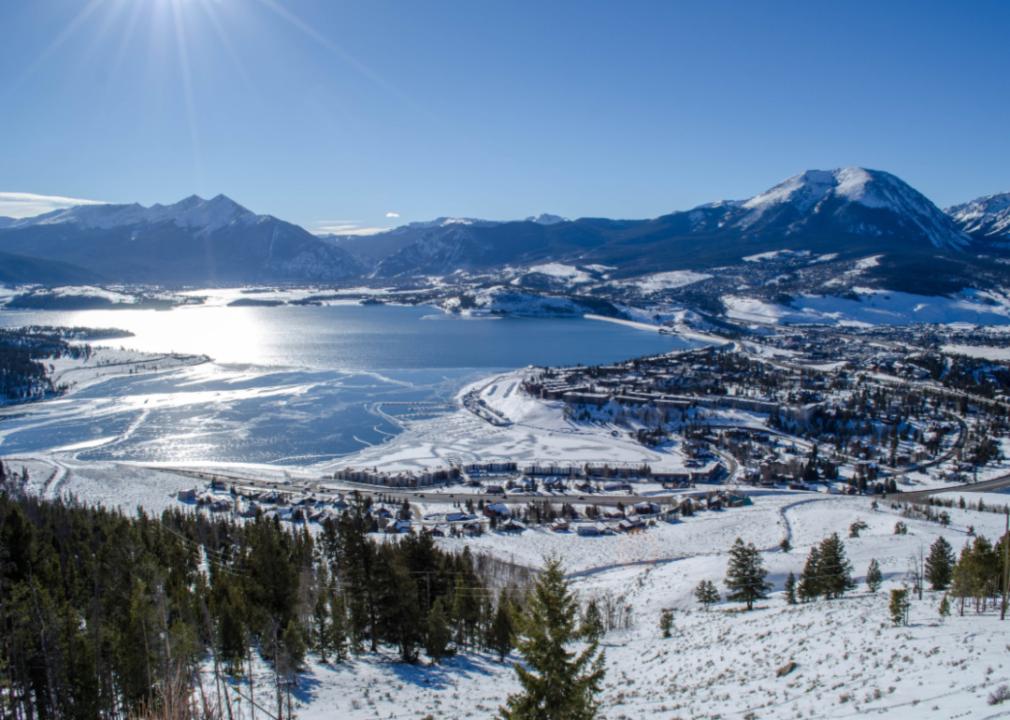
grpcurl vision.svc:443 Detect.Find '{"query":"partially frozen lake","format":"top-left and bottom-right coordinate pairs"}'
top-left (0, 304), bottom-right (694, 464)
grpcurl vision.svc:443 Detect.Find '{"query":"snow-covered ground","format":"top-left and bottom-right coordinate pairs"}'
top-left (524, 262), bottom-right (594, 284)
top-left (942, 344), bottom-right (1010, 360)
top-left (619, 270), bottom-right (712, 294)
top-left (193, 491), bottom-right (1010, 720)
top-left (725, 288), bottom-right (1010, 327)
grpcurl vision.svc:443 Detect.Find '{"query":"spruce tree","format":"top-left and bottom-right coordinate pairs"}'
top-left (866, 559), bottom-right (883, 593)
top-left (281, 619), bottom-right (307, 672)
top-left (798, 546), bottom-right (822, 601)
top-left (659, 609), bottom-right (673, 639)
top-left (425, 597), bottom-right (452, 663)
top-left (889, 588), bottom-right (909, 626)
top-left (215, 580), bottom-right (249, 674)
top-left (784, 572), bottom-right (797, 605)
top-left (489, 593), bottom-right (516, 662)
top-left (950, 545), bottom-right (973, 616)
top-left (313, 589), bottom-right (331, 662)
top-left (580, 598), bottom-right (604, 642)
top-left (693, 580), bottom-right (720, 610)
top-left (724, 538), bottom-right (770, 611)
top-left (452, 581), bottom-right (482, 650)
top-left (500, 558), bottom-right (605, 720)
top-left (925, 536), bottom-right (955, 590)
top-left (817, 533), bottom-right (854, 600)
top-left (329, 591), bottom-right (348, 662)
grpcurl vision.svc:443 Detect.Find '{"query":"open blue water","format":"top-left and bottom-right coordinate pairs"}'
top-left (0, 304), bottom-right (695, 464)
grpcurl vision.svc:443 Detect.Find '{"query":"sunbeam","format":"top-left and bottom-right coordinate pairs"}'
top-left (170, 0), bottom-right (205, 193)
top-left (253, 0), bottom-right (435, 121)
top-left (4, 0), bottom-right (105, 99)
top-left (197, 0), bottom-right (260, 101)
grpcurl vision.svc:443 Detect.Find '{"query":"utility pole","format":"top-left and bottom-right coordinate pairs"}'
top-left (918, 544), bottom-right (924, 601)
top-left (1002, 510), bottom-right (1009, 621)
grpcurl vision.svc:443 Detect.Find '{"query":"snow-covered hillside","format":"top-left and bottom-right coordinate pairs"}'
top-left (175, 489), bottom-right (1010, 720)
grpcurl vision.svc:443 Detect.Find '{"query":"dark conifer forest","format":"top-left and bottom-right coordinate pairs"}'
top-left (0, 463), bottom-right (527, 719)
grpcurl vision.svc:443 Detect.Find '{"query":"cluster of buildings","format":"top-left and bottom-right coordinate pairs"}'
top-left (521, 346), bottom-right (823, 426)
top-left (332, 466), bottom-right (461, 488)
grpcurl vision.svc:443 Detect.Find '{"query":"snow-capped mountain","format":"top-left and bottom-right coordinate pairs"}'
top-left (3, 169), bottom-right (1004, 293)
top-left (947, 192), bottom-right (1010, 243)
top-left (525, 213), bottom-right (567, 225)
top-left (726, 167), bottom-right (970, 251)
top-left (402, 217), bottom-right (500, 230)
top-left (6, 194), bottom-right (256, 234)
top-left (0, 195), bottom-right (362, 284)
top-left (344, 167), bottom-right (976, 278)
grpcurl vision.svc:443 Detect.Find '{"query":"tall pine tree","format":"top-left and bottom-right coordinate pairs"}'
top-left (925, 536), bottom-right (955, 590)
top-left (500, 559), bottom-right (605, 720)
top-left (817, 534), bottom-right (854, 600)
top-left (798, 546), bottom-right (822, 601)
top-left (724, 539), bottom-right (771, 611)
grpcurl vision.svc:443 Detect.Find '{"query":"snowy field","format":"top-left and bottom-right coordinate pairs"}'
top-left (200, 491), bottom-right (1010, 720)
top-left (724, 288), bottom-right (1010, 327)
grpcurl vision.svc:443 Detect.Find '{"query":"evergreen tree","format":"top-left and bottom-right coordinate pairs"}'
top-left (489, 593), bottom-right (516, 662)
top-left (925, 536), bottom-right (955, 590)
top-left (784, 572), bottom-right (797, 605)
top-left (724, 539), bottom-right (771, 611)
top-left (214, 579), bottom-right (249, 674)
top-left (693, 580), bottom-right (720, 610)
top-left (889, 588), bottom-right (909, 626)
top-left (866, 558), bottom-right (883, 593)
top-left (374, 548), bottom-right (421, 663)
top-left (580, 598), bottom-right (604, 642)
top-left (281, 619), bottom-right (307, 671)
top-left (328, 591), bottom-right (348, 662)
top-left (452, 579), bottom-right (482, 650)
top-left (798, 546), bottom-right (822, 602)
top-left (938, 594), bottom-right (951, 621)
top-left (500, 558), bottom-right (605, 720)
top-left (334, 500), bottom-right (378, 652)
top-left (313, 587), bottom-right (331, 662)
top-left (950, 545), bottom-right (973, 616)
top-left (817, 533), bottom-right (854, 600)
top-left (425, 597), bottom-right (453, 663)
top-left (659, 609), bottom-right (673, 639)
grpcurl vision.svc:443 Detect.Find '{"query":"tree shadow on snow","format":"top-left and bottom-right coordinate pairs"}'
top-left (389, 652), bottom-right (498, 690)
top-left (289, 671), bottom-right (323, 704)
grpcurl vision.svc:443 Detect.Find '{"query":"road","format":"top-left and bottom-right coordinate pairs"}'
top-left (890, 471), bottom-right (1010, 503)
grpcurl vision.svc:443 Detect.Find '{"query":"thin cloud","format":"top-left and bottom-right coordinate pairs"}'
top-left (0, 191), bottom-right (106, 219)
top-left (385, 211), bottom-right (400, 219)
top-left (313, 220), bottom-right (390, 236)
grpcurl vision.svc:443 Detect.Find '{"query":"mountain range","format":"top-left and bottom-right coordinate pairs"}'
top-left (0, 195), bottom-right (361, 284)
top-left (1, 168), bottom-right (1008, 293)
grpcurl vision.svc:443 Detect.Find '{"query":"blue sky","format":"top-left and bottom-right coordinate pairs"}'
top-left (1, 0), bottom-right (1008, 233)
